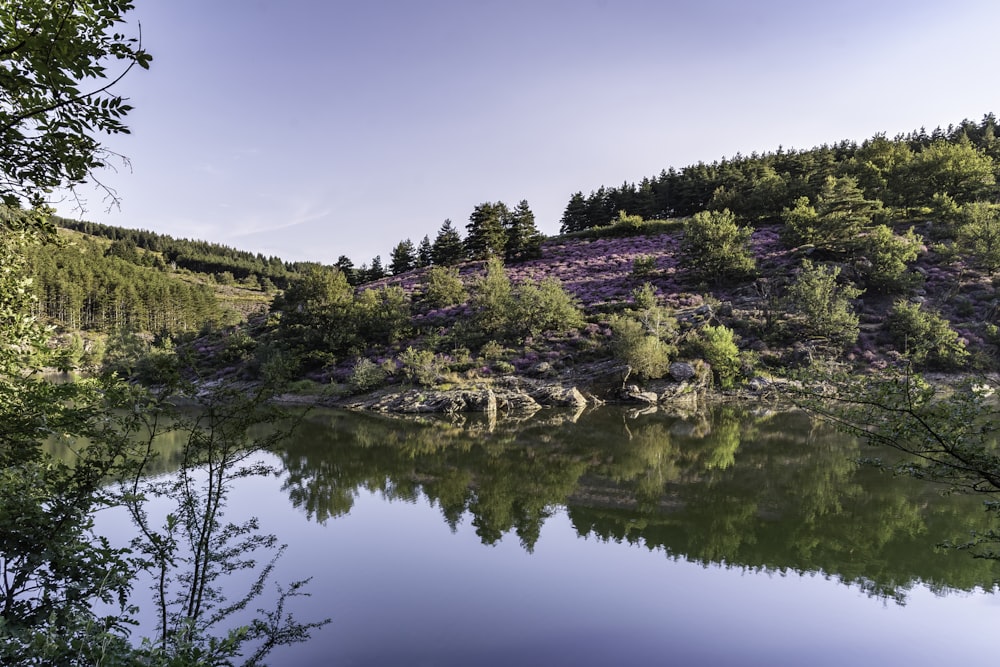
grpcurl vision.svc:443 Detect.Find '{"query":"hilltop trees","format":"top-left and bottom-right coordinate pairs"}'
top-left (781, 175), bottom-right (883, 253)
top-left (465, 202), bottom-right (509, 260)
top-left (431, 219), bottom-right (466, 266)
top-left (390, 238), bottom-right (417, 274)
top-left (504, 199), bottom-right (544, 261)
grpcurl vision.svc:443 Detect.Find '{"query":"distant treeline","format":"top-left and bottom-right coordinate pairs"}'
top-left (28, 233), bottom-right (222, 333)
top-left (559, 114), bottom-right (1000, 232)
top-left (56, 217), bottom-right (323, 289)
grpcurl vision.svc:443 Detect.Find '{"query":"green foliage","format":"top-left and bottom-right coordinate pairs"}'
top-left (389, 238), bottom-right (417, 274)
top-left (781, 176), bottom-right (883, 253)
top-left (857, 224), bottom-right (923, 293)
top-left (399, 346), bottom-right (446, 386)
top-left (470, 258), bottom-right (513, 339)
top-left (350, 357), bottom-right (387, 392)
top-left (431, 219), bottom-right (465, 266)
top-left (610, 284), bottom-right (678, 380)
top-left (271, 267), bottom-right (356, 367)
top-left (898, 137), bottom-right (996, 207)
top-left (698, 324), bottom-right (741, 388)
top-left (504, 200), bottom-right (544, 261)
top-left (26, 227), bottom-right (223, 333)
top-left (610, 317), bottom-right (673, 380)
top-left (0, 0), bottom-right (151, 207)
top-left (957, 202), bottom-right (1000, 274)
top-left (467, 259), bottom-right (584, 343)
top-left (631, 255), bottom-right (657, 278)
top-left (783, 260), bottom-right (862, 348)
top-left (680, 208), bottom-right (756, 285)
top-left (803, 371), bottom-right (1000, 562)
top-left (887, 300), bottom-right (968, 368)
top-left (421, 265), bottom-right (466, 308)
top-left (511, 277), bottom-right (585, 340)
top-left (465, 202), bottom-right (509, 260)
top-left (613, 210), bottom-right (645, 232)
top-left (354, 285), bottom-right (411, 345)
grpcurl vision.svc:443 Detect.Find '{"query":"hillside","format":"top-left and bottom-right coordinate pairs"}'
top-left (32, 114), bottom-right (1000, 399)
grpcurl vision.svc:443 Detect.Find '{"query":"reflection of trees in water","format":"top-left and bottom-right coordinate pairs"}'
top-left (278, 405), bottom-right (1000, 600)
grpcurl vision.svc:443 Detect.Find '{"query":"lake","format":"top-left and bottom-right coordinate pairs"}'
top-left (113, 404), bottom-right (1000, 666)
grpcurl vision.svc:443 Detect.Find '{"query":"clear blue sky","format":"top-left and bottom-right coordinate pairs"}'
top-left (58, 0), bottom-right (1000, 265)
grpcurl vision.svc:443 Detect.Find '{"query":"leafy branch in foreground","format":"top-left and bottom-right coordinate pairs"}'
top-left (119, 383), bottom-right (330, 665)
top-left (792, 368), bottom-right (1000, 559)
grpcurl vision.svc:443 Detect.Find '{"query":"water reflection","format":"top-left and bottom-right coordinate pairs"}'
top-left (277, 405), bottom-right (1000, 602)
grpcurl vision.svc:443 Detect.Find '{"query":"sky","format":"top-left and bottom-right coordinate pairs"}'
top-left (56, 0), bottom-right (1000, 265)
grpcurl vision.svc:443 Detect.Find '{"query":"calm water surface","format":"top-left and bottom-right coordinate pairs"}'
top-left (122, 405), bottom-right (1000, 666)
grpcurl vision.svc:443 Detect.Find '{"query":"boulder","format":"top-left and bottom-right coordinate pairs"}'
top-left (669, 362), bottom-right (696, 382)
top-left (531, 384), bottom-right (588, 410)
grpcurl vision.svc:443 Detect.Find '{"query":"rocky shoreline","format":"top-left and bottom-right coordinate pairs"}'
top-left (282, 358), bottom-right (778, 418)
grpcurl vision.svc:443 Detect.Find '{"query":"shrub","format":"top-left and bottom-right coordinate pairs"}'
top-left (698, 324), bottom-right (741, 389)
top-left (398, 346), bottom-right (445, 386)
top-left (680, 209), bottom-right (756, 285)
top-left (610, 316), bottom-right (674, 380)
top-left (421, 265), bottom-right (466, 308)
top-left (957, 202), bottom-right (1000, 274)
top-left (857, 224), bottom-right (923, 293)
top-left (350, 357), bottom-right (386, 392)
top-left (631, 255), bottom-right (657, 278)
top-left (479, 340), bottom-right (508, 362)
top-left (781, 176), bottom-right (883, 253)
top-left (512, 277), bottom-right (585, 339)
top-left (887, 300), bottom-right (968, 368)
top-left (783, 260), bottom-right (862, 348)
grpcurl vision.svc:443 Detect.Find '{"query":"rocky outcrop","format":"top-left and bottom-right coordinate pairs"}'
top-left (345, 381), bottom-right (594, 416)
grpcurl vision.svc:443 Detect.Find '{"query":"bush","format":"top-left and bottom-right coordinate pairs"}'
top-left (512, 277), bottom-right (585, 339)
top-left (783, 260), bottom-right (863, 348)
top-left (887, 300), bottom-right (968, 368)
top-left (421, 266), bottom-right (466, 308)
top-left (679, 209), bottom-right (756, 285)
top-left (350, 357), bottom-right (386, 392)
top-left (631, 255), bottom-right (657, 278)
top-left (698, 324), bottom-right (741, 389)
top-left (857, 224), bottom-right (923, 293)
top-left (610, 316), bottom-right (674, 380)
top-left (957, 202), bottom-right (1000, 274)
top-left (398, 346), bottom-right (446, 386)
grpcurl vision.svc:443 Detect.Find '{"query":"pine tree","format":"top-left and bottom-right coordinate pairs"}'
top-left (559, 192), bottom-right (589, 234)
top-left (465, 202), bottom-right (509, 260)
top-left (368, 255), bottom-right (386, 281)
top-left (335, 255), bottom-right (358, 285)
top-left (431, 219), bottom-right (466, 266)
top-left (416, 235), bottom-right (433, 267)
top-left (504, 199), bottom-right (544, 261)
top-left (389, 239), bottom-right (416, 275)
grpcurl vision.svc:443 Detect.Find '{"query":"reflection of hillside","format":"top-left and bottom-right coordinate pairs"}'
top-left (279, 406), bottom-right (1000, 600)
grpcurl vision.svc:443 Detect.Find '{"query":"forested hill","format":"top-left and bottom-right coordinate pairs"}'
top-left (56, 217), bottom-right (322, 290)
top-left (556, 114), bottom-right (1000, 233)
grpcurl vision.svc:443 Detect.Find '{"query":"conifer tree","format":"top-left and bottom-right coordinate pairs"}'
top-left (560, 192), bottom-right (590, 234)
top-left (504, 199), bottom-right (544, 261)
top-left (431, 219), bottom-right (466, 266)
top-left (416, 235), bottom-right (433, 267)
top-left (465, 202), bottom-right (509, 260)
top-left (389, 238), bottom-right (416, 274)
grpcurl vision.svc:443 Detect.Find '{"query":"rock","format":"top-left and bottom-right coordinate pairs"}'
top-left (496, 391), bottom-right (542, 414)
top-left (622, 387), bottom-right (658, 404)
top-left (531, 384), bottom-right (588, 409)
top-left (531, 361), bottom-right (554, 375)
top-left (669, 362), bottom-right (696, 381)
